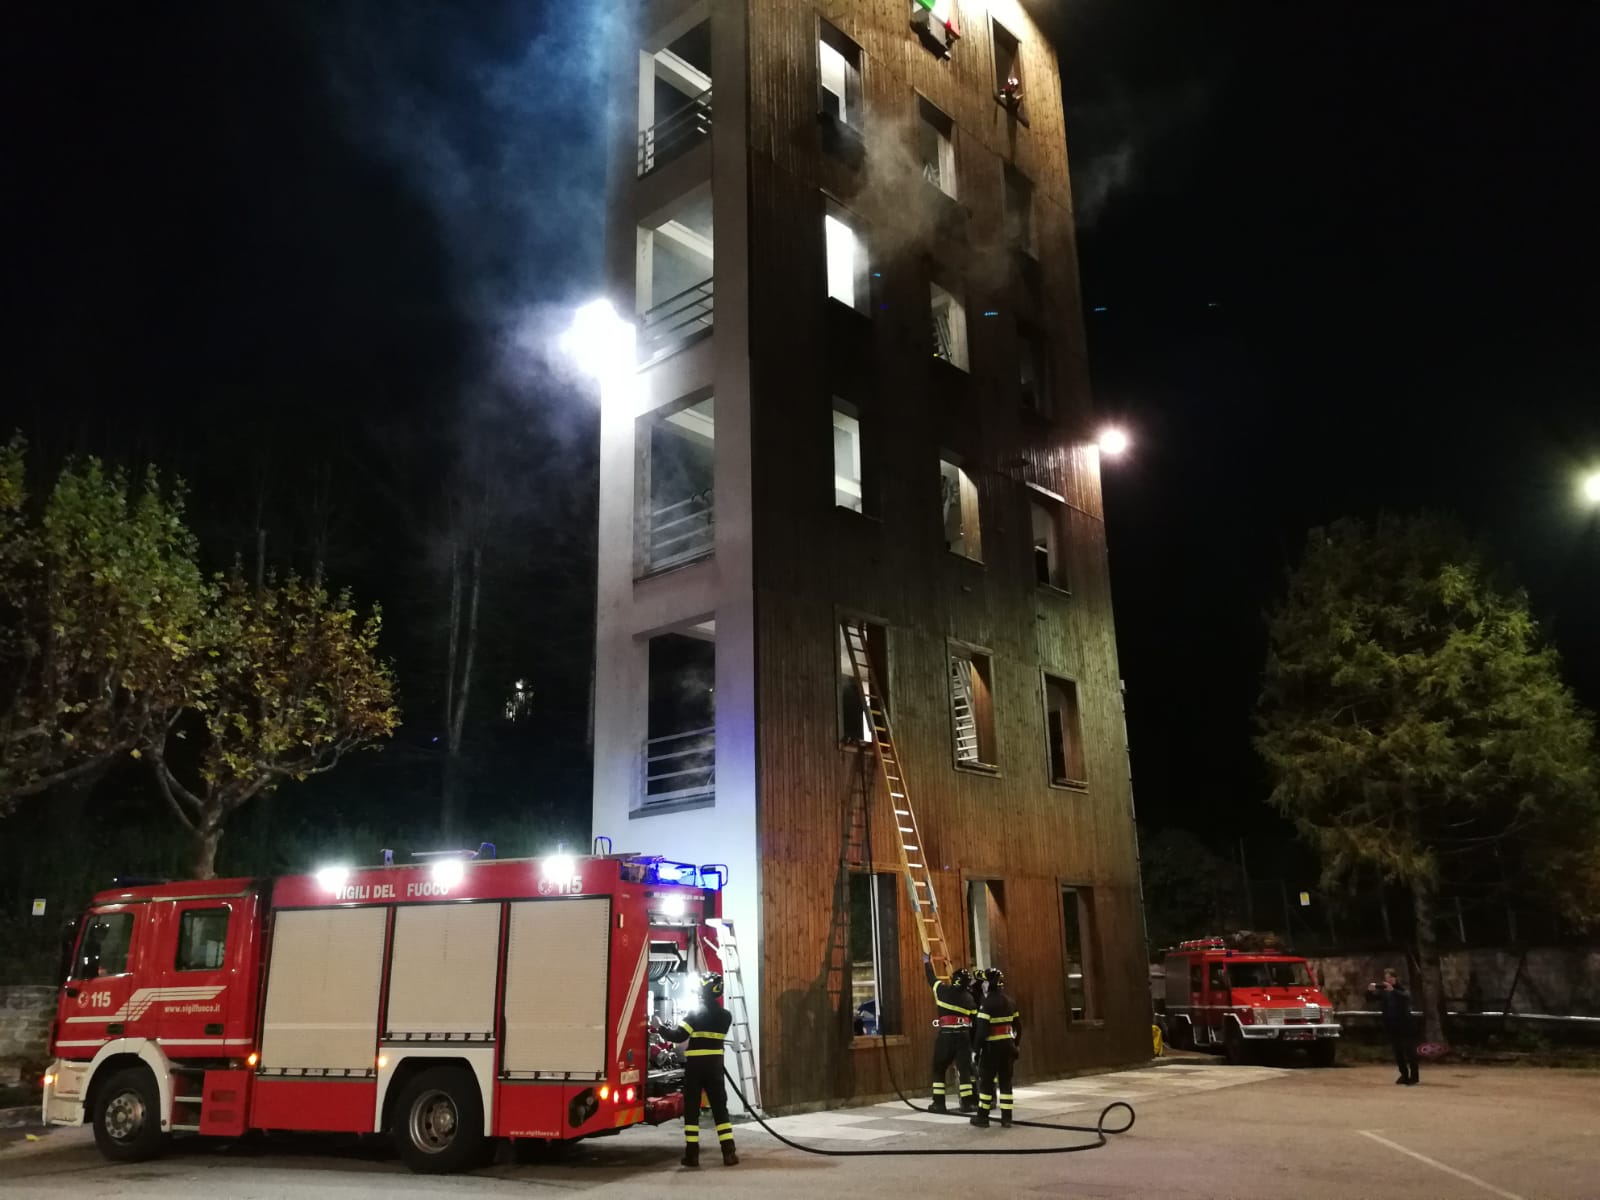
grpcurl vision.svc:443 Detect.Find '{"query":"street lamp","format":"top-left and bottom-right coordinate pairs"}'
top-left (1583, 470), bottom-right (1600, 505)
top-left (1097, 426), bottom-right (1130, 458)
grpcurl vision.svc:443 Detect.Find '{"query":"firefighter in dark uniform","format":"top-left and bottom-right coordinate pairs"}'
top-left (656, 972), bottom-right (738, 1167)
top-left (970, 967), bottom-right (1022, 1128)
top-left (924, 955), bottom-right (976, 1112)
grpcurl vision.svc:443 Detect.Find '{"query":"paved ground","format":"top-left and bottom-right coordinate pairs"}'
top-left (3, 1058), bottom-right (1597, 1198)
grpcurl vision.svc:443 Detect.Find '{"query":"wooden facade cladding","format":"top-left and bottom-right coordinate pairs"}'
top-left (740, 2), bottom-right (1145, 1109)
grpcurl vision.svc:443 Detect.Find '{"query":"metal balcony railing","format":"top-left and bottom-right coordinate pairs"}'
top-left (639, 277), bottom-right (713, 363)
top-left (642, 726), bottom-right (715, 806)
top-left (644, 488), bottom-right (713, 573)
top-left (638, 88), bottom-right (713, 177)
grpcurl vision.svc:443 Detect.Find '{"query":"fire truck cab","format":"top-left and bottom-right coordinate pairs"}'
top-left (1162, 933), bottom-right (1340, 1066)
top-left (42, 848), bottom-right (735, 1172)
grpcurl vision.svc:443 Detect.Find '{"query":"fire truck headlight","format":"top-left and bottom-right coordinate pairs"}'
top-left (315, 866), bottom-right (350, 892)
top-left (432, 859), bottom-right (464, 888)
top-left (661, 894), bottom-right (686, 918)
top-left (544, 854), bottom-right (575, 882)
top-left (246, 1053), bottom-right (258, 1068)
top-left (42, 1073), bottom-right (55, 1087)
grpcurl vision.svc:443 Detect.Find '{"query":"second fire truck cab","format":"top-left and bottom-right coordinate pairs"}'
top-left (1162, 933), bottom-right (1340, 1066)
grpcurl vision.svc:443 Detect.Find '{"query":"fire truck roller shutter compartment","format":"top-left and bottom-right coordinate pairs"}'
top-left (503, 898), bottom-right (610, 1076)
top-left (386, 902), bottom-right (501, 1037)
top-left (260, 907), bottom-right (388, 1071)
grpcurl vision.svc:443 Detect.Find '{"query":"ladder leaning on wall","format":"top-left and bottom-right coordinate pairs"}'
top-left (703, 917), bottom-right (760, 1110)
top-left (842, 619), bottom-right (954, 982)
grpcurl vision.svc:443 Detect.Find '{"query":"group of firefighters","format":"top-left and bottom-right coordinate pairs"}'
top-left (654, 955), bottom-right (1023, 1168)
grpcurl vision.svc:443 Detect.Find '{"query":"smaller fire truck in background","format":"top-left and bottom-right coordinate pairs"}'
top-left (1162, 933), bottom-right (1340, 1066)
top-left (41, 845), bottom-right (739, 1173)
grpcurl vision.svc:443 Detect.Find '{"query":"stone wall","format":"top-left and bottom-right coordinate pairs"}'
top-left (0, 986), bottom-right (56, 1080)
top-left (1309, 947), bottom-right (1600, 1015)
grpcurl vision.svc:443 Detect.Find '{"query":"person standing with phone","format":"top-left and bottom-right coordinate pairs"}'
top-left (1368, 967), bottom-right (1419, 1085)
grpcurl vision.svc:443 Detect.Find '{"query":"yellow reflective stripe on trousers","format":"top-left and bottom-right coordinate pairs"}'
top-left (685, 1049), bottom-right (725, 1056)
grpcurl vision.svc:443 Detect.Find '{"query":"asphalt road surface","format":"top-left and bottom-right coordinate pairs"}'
top-left (3, 1060), bottom-right (1596, 1198)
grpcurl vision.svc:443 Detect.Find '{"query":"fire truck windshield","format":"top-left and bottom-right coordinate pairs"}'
top-left (1227, 960), bottom-right (1312, 988)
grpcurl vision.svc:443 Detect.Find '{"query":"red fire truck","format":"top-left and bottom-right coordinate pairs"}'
top-left (1161, 934), bottom-right (1341, 1066)
top-left (41, 847), bottom-right (736, 1172)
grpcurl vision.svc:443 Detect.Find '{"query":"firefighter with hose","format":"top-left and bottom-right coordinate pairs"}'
top-left (925, 955), bottom-right (977, 1112)
top-left (654, 972), bottom-right (739, 1168)
top-left (970, 967), bottom-right (1022, 1128)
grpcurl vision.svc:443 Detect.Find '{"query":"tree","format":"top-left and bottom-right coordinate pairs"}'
top-left (1138, 825), bottom-right (1247, 955)
top-left (0, 439), bottom-right (208, 811)
top-left (147, 573), bottom-right (399, 877)
top-left (1256, 514), bottom-right (1600, 1042)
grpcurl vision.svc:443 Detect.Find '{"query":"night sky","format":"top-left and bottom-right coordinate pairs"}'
top-left (3, 3), bottom-right (1597, 852)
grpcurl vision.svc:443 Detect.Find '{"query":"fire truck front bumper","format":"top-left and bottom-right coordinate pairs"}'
top-left (1238, 1022), bottom-right (1342, 1041)
top-left (42, 1059), bottom-right (90, 1126)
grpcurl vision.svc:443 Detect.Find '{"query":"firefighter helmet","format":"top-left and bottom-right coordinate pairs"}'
top-left (985, 967), bottom-right (1006, 989)
top-left (951, 966), bottom-right (974, 990)
top-left (699, 972), bottom-right (724, 1000)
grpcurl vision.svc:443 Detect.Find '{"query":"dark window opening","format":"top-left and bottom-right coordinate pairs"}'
top-left (1004, 165), bottom-right (1034, 255)
top-left (1018, 323), bottom-right (1051, 415)
top-left (1045, 674), bottom-right (1087, 786)
top-left (638, 396), bottom-right (715, 575)
top-left (992, 19), bottom-right (1024, 116)
top-left (1032, 499), bottom-right (1068, 590)
top-left (645, 629), bottom-right (716, 807)
top-left (1061, 886), bottom-right (1099, 1020)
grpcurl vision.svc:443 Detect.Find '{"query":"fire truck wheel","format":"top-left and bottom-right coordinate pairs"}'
top-left (392, 1066), bottom-right (485, 1174)
top-left (92, 1067), bottom-right (166, 1162)
top-left (1309, 1040), bottom-right (1338, 1068)
top-left (1223, 1026), bottom-right (1250, 1066)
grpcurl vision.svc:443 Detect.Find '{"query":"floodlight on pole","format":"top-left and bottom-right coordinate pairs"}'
top-left (1097, 426), bottom-right (1130, 458)
top-left (1583, 470), bottom-right (1600, 506)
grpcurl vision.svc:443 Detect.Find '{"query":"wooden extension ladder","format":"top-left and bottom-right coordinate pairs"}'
top-left (703, 917), bottom-right (760, 1110)
top-left (842, 620), bottom-right (954, 982)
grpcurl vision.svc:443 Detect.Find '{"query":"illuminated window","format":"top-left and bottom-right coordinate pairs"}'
top-left (1044, 674), bottom-right (1087, 787)
top-left (834, 403), bottom-right (865, 512)
top-left (819, 22), bottom-right (863, 127)
top-left (948, 647), bottom-right (996, 766)
top-left (839, 618), bottom-right (888, 745)
top-left (930, 282), bottom-right (968, 370)
top-left (850, 871), bottom-right (902, 1036)
top-left (825, 201), bottom-right (869, 312)
top-left (917, 98), bottom-right (957, 199)
top-left (939, 455), bottom-right (981, 560)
